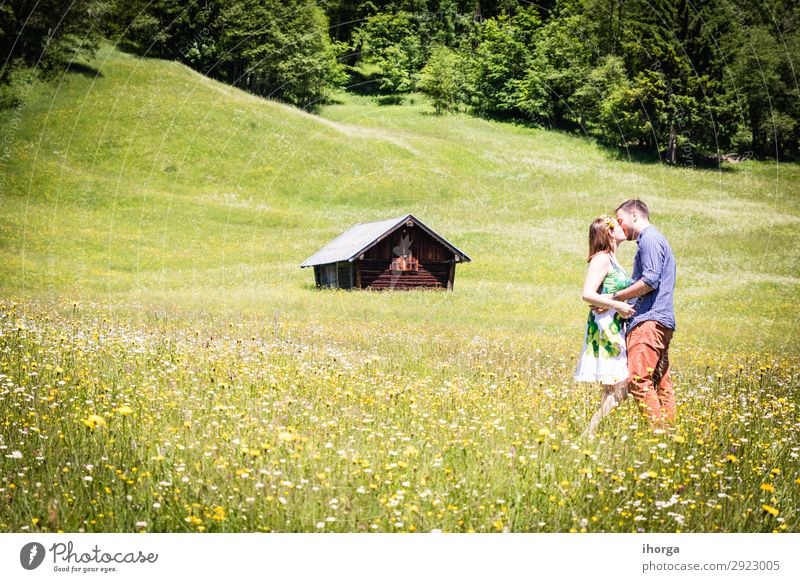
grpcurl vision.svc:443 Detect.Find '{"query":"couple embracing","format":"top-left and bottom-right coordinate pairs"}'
top-left (574, 199), bottom-right (677, 437)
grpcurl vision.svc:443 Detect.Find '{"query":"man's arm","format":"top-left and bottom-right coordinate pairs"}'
top-left (612, 233), bottom-right (664, 302)
top-left (592, 279), bottom-right (653, 313)
top-left (611, 279), bottom-right (653, 302)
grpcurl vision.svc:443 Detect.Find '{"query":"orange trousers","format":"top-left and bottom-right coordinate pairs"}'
top-left (626, 320), bottom-right (676, 425)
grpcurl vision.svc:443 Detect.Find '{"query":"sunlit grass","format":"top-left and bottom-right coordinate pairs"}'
top-left (0, 301), bottom-right (798, 533)
top-left (0, 45), bottom-right (798, 532)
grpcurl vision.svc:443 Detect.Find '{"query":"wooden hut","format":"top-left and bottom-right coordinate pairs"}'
top-left (300, 214), bottom-right (471, 290)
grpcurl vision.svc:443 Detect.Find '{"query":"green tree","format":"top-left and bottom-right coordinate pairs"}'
top-left (727, 24), bottom-right (794, 157)
top-left (106, 0), bottom-right (346, 109)
top-left (418, 45), bottom-right (465, 113)
top-left (218, 0), bottom-right (346, 107)
top-left (573, 55), bottom-right (630, 142)
top-left (516, 14), bottom-right (592, 127)
top-left (467, 7), bottom-right (540, 115)
top-left (352, 9), bottom-right (422, 92)
top-left (1, 0), bottom-right (105, 82)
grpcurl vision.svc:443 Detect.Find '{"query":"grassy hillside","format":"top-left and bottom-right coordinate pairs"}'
top-left (1, 44), bottom-right (799, 351)
top-left (1, 46), bottom-right (799, 534)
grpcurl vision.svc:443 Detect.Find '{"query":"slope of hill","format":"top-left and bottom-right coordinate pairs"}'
top-left (1, 44), bottom-right (799, 351)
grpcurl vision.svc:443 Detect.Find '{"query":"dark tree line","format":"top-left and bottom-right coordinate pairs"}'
top-left (0, 0), bottom-right (106, 106)
top-left (1, 0), bottom-right (347, 109)
top-left (105, 0), bottom-right (347, 107)
top-left (335, 0), bottom-right (800, 161)
top-left (2, 0), bottom-right (799, 161)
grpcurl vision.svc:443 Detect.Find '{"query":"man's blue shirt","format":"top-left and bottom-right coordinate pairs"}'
top-left (628, 225), bottom-right (676, 332)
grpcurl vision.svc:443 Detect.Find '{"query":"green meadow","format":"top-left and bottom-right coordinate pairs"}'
top-left (0, 46), bottom-right (798, 533)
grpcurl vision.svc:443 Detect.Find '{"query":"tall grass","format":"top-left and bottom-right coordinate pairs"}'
top-left (0, 46), bottom-right (798, 532)
top-left (1, 302), bottom-right (797, 532)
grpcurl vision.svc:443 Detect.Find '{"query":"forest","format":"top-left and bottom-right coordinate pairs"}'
top-left (2, 0), bottom-right (799, 162)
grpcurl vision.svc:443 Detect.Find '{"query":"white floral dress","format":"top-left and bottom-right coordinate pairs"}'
top-left (574, 258), bottom-right (631, 385)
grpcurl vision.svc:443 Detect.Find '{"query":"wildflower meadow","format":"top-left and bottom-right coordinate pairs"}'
top-left (1, 300), bottom-right (797, 533)
top-left (1, 46), bottom-right (798, 534)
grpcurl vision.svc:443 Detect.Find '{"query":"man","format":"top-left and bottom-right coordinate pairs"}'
top-left (610, 199), bottom-right (677, 426)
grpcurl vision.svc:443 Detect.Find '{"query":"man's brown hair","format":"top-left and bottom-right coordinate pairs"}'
top-left (615, 199), bottom-right (649, 219)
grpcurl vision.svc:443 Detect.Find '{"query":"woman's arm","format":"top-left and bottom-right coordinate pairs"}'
top-left (582, 254), bottom-right (635, 315)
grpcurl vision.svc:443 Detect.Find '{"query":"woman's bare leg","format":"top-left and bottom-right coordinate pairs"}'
top-left (584, 380), bottom-right (629, 438)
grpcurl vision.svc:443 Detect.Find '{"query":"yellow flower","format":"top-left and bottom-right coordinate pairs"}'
top-left (760, 483), bottom-right (775, 493)
top-left (762, 504), bottom-right (779, 517)
top-left (212, 506), bottom-right (226, 521)
top-left (82, 414), bottom-right (106, 429)
top-left (725, 454), bottom-right (738, 463)
top-left (278, 431), bottom-right (295, 442)
top-left (602, 216), bottom-right (618, 231)
top-left (116, 405), bottom-right (133, 416)
top-left (672, 435), bottom-right (686, 444)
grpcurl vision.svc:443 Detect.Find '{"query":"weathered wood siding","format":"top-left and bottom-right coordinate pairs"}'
top-left (358, 259), bottom-right (452, 289)
top-left (315, 262), bottom-right (353, 288)
top-left (311, 222), bottom-right (463, 290)
top-left (362, 223), bottom-right (452, 261)
top-left (337, 262), bottom-right (353, 289)
top-left (358, 223), bottom-right (455, 289)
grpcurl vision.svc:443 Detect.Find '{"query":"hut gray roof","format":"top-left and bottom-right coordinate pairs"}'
top-left (300, 214), bottom-right (471, 268)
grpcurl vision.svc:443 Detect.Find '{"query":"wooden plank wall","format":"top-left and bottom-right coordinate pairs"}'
top-left (363, 224), bottom-right (452, 261)
top-left (358, 259), bottom-right (451, 289)
top-left (337, 262), bottom-right (353, 289)
top-left (311, 224), bottom-right (462, 290)
top-left (357, 224), bottom-right (455, 289)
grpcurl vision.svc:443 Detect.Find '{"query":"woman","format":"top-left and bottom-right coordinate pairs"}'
top-left (574, 216), bottom-right (635, 437)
